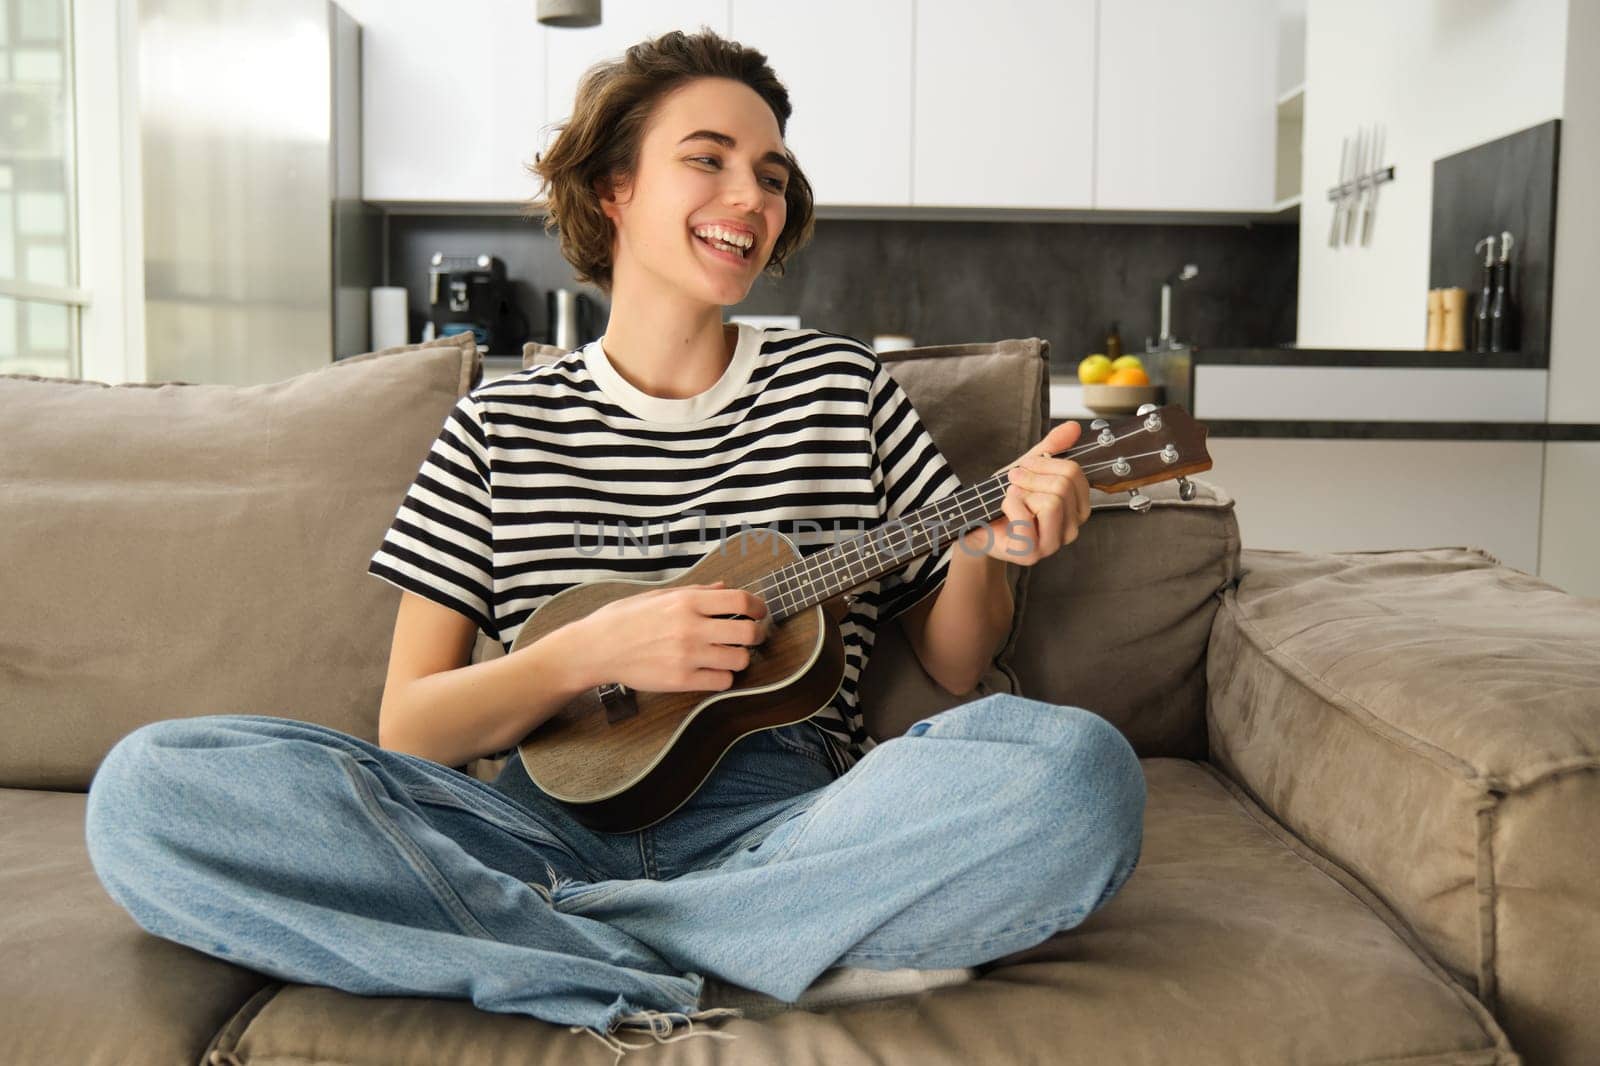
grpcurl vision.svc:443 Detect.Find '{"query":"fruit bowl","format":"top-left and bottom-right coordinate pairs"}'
top-left (1082, 383), bottom-right (1164, 416)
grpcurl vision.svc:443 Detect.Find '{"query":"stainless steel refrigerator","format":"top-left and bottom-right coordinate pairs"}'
top-left (138, 0), bottom-right (377, 384)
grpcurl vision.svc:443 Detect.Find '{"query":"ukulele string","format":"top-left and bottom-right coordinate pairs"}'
top-left (755, 422), bottom-right (1162, 604)
top-left (757, 423), bottom-right (1160, 604)
top-left (742, 442), bottom-right (1177, 616)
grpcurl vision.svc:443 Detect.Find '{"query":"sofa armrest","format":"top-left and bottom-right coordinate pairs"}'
top-left (1205, 547), bottom-right (1600, 1066)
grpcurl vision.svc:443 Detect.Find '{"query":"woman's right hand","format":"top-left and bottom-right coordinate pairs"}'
top-left (572, 581), bottom-right (770, 693)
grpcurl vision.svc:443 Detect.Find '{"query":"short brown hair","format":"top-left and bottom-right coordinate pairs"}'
top-left (527, 27), bottom-right (816, 295)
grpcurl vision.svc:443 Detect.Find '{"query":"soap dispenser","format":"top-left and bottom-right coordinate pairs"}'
top-left (1489, 230), bottom-right (1518, 353)
top-left (1472, 235), bottom-right (1495, 353)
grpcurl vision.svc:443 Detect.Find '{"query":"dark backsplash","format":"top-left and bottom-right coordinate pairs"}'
top-left (1429, 119), bottom-right (1559, 364)
top-left (386, 214), bottom-right (1298, 371)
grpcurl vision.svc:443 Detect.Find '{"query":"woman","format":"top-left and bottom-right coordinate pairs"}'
top-left (84, 27), bottom-right (1145, 1059)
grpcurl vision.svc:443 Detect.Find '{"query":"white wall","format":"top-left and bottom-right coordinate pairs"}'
top-left (1547, 0), bottom-right (1600, 422)
top-left (1297, 0), bottom-right (1568, 349)
top-left (1539, 0), bottom-right (1600, 599)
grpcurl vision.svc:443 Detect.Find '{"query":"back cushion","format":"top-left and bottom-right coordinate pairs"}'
top-left (1010, 476), bottom-right (1240, 759)
top-left (523, 341), bottom-right (569, 365)
top-left (0, 335), bottom-right (481, 790)
top-left (857, 337), bottom-right (1050, 739)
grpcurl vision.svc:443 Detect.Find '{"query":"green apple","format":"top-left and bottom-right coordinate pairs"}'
top-left (1078, 354), bottom-right (1113, 384)
top-left (1111, 355), bottom-right (1144, 372)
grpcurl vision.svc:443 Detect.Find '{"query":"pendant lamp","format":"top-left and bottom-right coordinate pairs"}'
top-left (537, 0), bottom-right (600, 27)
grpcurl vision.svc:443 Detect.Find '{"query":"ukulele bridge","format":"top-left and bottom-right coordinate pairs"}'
top-left (599, 682), bottom-right (639, 724)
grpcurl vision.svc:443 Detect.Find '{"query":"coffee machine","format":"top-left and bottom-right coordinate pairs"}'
top-left (426, 253), bottom-right (528, 353)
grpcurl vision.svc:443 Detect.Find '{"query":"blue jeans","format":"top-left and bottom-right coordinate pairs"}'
top-left (84, 694), bottom-right (1144, 1042)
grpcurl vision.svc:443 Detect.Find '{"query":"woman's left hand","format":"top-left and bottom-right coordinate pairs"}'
top-left (960, 420), bottom-right (1092, 566)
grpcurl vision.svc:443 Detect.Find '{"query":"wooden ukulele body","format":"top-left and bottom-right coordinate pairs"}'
top-left (508, 528), bottom-right (849, 833)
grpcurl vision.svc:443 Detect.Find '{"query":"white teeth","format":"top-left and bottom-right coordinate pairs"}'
top-left (692, 225), bottom-right (754, 249)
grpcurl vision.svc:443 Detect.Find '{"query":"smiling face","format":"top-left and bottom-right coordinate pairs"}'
top-left (597, 76), bottom-right (791, 310)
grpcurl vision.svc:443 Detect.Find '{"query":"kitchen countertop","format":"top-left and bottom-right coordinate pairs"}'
top-left (481, 355), bottom-right (527, 383)
top-left (488, 353), bottom-right (1599, 442)
top-left (1047, 347), bottom-right (1600, 441)
top-left (1192, 346), bottom-right (1543, 369)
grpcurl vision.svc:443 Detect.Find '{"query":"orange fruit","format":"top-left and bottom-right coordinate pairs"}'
top-left (1106, 367), bottom-right (1149, 386)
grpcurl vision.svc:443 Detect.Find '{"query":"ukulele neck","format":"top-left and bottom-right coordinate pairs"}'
top-left (752, 469), bottom-right (1013, 624)
top-left (745, 404), bottom-right (1210, 622)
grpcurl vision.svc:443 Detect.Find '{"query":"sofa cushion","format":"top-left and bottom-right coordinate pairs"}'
top-left (1010, 474), bottom-right (1239, 760)
top-left (201, 759), bottom-right (1513, 1065)
top-left (855, 337), bottom-right (1050, 737)
top-left (0, 334), bottom-right (480, 790)
top-left (1208, 546), bottom-right (1600, 1066)
top-left (522, 341), bottom-right (568, 365)
top-left (0, 789), bottom-right (273, 1064)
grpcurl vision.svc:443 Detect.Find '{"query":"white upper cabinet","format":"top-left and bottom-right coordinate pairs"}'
top-left (731, 0), bottom-right (914, 207)
top-left (352, 0), bottom-right (547, 204)
top-left (1094, 0), bottom-right (1278, 211)
top-left (912, 0), bottom-right (1096, 209)
top-left (544, 0), bottom-right (729, 146)
top-left (354, 0), bottom-right (1282, 213)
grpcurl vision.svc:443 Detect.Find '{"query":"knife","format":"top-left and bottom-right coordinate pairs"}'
top-left (1362, 124), bottom-right (1385, 246)
top-left (1350, 125), bottom-right (1369, 245)
top-left (1329, 135), bottom-right (1350, 247)
top-left (1345, 126), bottom-right (1365, 245)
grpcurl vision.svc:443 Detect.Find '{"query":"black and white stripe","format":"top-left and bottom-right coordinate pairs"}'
top-left (368, 326), bottom-right (962, 774)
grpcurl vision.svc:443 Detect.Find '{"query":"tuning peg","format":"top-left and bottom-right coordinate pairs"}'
top-left (1090, 419), bottom-right (1110, 431)
top-left (1178, 476), bottom-right (1196, 501)
top-left (1128, 490), bottom-right (1152, 513)
top-left (1136, 403), bottom-right (1158, 416)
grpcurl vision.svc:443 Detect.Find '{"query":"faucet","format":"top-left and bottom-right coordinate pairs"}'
top-left (1148, 263), bottom-right (1199, 352)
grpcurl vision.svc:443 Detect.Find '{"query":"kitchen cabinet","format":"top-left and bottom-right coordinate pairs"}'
top-left (912, 0), bottom-right (1096, 209)
top-left (357, 0), bottom-right (726, 205)
top-left (730, 0), bottom-right (913, 207)
top-left (354, 0), bottom-right (548, 203)
top-left (1207, 437), bottom-right (1544, 575)
top-left (356, 0), bottom-right (1282, 214)
top-left (1540, 442), bottom-right (1600, 598)
top-left (544, 0), bottom-right (729, 146)
top-left (1094, 0), bottom-right (1278, 211)
top-left (1192, 365), bottom-right (1548, 423)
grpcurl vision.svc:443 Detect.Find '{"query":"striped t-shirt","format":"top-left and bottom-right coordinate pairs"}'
top-left (367, 322), bottom-right (963, 776)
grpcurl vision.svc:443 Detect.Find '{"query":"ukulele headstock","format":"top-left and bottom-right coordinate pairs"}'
top-left (1068, 403), bottom-right (1212, 509)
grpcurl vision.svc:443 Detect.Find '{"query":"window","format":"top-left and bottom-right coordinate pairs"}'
top-left (0, 0), bottom-right (83, 378)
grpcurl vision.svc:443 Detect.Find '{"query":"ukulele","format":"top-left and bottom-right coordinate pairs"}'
top-left (509, 403), bottom-right (1211, 833)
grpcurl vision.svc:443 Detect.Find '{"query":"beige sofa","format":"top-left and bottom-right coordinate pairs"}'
top-left (3, 331), bottom-right (1596, 1065)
